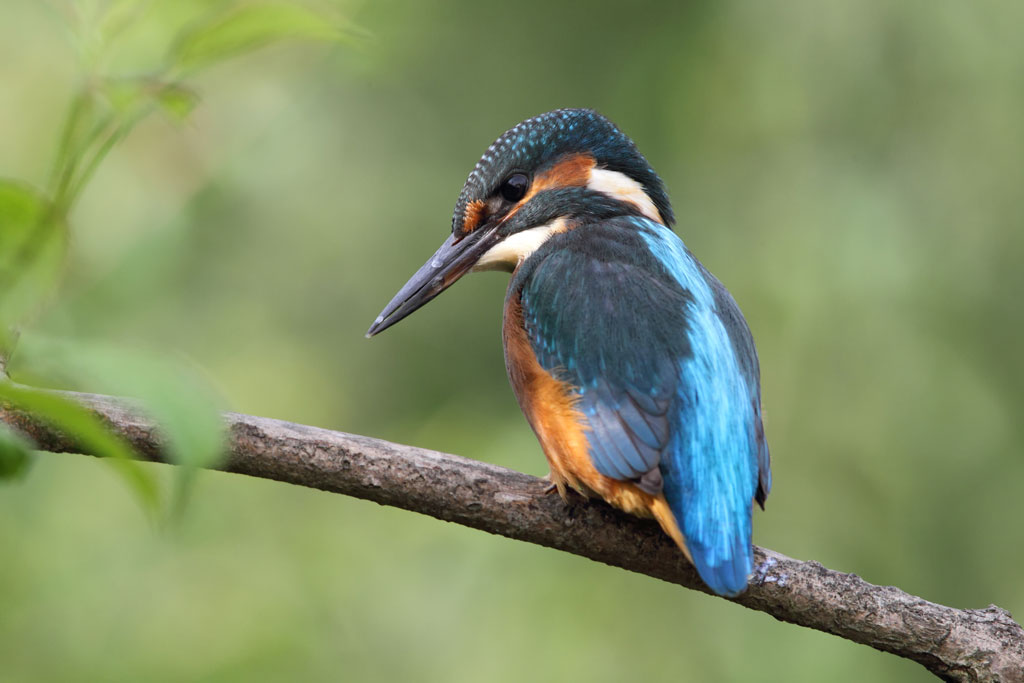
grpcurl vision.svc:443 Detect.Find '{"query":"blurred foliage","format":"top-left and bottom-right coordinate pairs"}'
top-left (0, 422), bottom-right (35, 480)
top-left (0, 180), bottom-right (65, 356)
top-left (1, 0), bottom-right (1023, 682)
top-left (0, 0), bottom-right (353, 515)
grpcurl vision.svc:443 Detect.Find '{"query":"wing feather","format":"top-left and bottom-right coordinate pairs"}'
top-left (514, 217), bottom-right (770, 597)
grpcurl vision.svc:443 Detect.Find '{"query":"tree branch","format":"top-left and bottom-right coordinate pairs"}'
top-left (2, 390), bottom-right (1021, 682)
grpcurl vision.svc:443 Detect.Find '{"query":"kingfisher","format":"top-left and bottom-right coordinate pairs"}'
top-left (367, 109), bottom-right (771, 597)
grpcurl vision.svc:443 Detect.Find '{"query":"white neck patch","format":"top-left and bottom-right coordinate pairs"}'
top-left (472, 218), bottom-right (567, 273)
top-left (587, 168), bottom-right (662, 223)
top-left (470, 170), bottom-right (661, 274)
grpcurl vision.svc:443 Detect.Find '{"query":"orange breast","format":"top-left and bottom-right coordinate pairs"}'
top-left (502, 291), bottom-right (691, 559)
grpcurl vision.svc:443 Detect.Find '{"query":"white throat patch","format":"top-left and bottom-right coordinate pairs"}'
top-left (587, 168), bottom-right (662, 223)
top-left (472, 218), bottom-right (567, 272)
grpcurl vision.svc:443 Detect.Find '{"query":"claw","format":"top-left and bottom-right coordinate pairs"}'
top-left (539, 472), bottom-right (569, 500)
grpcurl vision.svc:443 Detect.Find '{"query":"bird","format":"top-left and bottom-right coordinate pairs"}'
top-left (366, 108), bottom-right (770, 597)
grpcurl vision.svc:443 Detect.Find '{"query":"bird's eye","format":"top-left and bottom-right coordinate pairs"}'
top-left (499, 173), bottom-right (530, 202)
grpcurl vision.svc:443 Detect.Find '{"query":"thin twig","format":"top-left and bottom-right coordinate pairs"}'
top-left (1, 389), bottom-right (1021, 682)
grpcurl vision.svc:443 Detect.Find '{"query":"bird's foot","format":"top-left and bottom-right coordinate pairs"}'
top-left (540, 472), bottom-right (580, 503)
top-left (539, 472), bottom-right (560, 496)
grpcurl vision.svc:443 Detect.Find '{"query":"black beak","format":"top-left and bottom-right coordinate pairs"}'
top-left (366, 226), bottom-right (501, 337)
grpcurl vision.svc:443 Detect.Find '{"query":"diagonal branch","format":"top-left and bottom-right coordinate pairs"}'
top-left (1, 390), bottom-right (1022, 682)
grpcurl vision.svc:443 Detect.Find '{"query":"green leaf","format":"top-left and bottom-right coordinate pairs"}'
top-left (0, 422), bottom-right (34, 481)
top-left (155, 83), bottom-right (201, 120)
top-left (0, 381), bottom-right (160, 513)
top-left (100, 77), bottom-right (200, 121)
top-left (100, 77), bottom-right (151, 116)
top-left (171, 2), bottom-right (351, 72)
top-left (12, 336), bottom-right (226, 517)
top-left (0, 181), bottom-right (66, 355)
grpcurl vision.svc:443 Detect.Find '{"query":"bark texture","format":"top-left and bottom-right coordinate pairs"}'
top-left (1, 390), bottom-right (1021, 682)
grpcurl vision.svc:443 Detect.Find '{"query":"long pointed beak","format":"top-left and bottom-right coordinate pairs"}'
top-left (366, 226), bottom-right (500, 337)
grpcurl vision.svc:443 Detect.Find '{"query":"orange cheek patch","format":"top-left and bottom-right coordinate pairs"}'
top-left (534, 153), bottom-right (595, 192)
top-left (504, 153), bottom-right (595, 222)
top-left (462, 199), bottom-right (487, 235)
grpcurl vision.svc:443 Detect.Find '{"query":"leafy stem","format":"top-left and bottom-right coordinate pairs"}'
top-left (0, 0), bottom-right (357, 514)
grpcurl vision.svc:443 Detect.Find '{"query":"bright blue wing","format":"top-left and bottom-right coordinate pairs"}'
top-left (703, 267), bottom-right (772, 508)
top-left (515, 217), bottom-right (768, 596)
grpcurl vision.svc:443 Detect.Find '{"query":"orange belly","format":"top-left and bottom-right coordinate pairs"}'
top-left (503, 293), bottom-right (691, 560)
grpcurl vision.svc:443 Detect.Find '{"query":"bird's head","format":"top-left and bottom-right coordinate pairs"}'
top-left (366, 108), bottom-right (673, 337)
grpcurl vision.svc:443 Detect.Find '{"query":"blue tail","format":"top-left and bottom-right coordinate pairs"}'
top-left (654, 338), bottom-right (759, 597)
top-left (638, 224), bottom-right (762, 597)
top-left (662, 448), bottom-right (755, 597)
top-left (682, 506), bottom-right (753, 598)
top-left (657, 332), bottom-right (759, 598)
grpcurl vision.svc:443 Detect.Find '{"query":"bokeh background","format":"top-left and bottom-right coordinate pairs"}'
top-left (2, 1), bottom-right (1023, 681)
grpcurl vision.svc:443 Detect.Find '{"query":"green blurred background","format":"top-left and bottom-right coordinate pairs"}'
top-left (2, 1), bottom-right (1023, 681)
